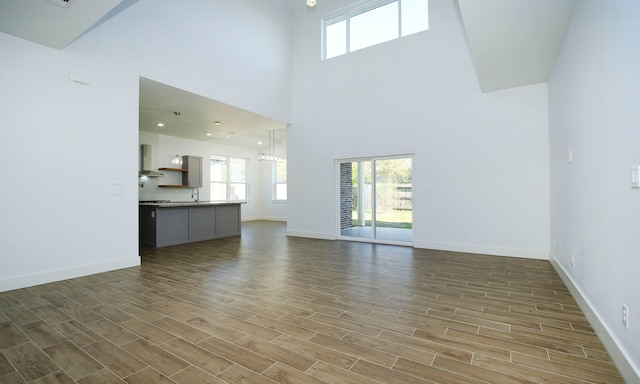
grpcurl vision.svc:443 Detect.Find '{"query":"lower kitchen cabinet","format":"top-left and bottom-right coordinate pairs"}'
top-left (139, 203), bottom-right (241, 248)
top-left (189, 206), bottom-right (217, 242)
top-left (216, 204), bottom-right (241, 237)
top-left (156, 207), bottom-right (190, 247)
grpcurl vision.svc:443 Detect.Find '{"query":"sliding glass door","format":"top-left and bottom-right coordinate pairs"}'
top-left (338, 156), bottom-right (413, 244)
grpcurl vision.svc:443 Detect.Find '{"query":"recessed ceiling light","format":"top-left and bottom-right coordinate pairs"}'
top-left (206, 133), bottom-right (213, 136)
top-left (215, 121), bottom-right (221, 125)
top-left (157, 123), bottom-right (164, 127)
top-left (225, 136), bottom-right (230, 139)
top-left (258, 141), bottom-right (263, 145)
top-left (48, 0), bottom-right (75, 8)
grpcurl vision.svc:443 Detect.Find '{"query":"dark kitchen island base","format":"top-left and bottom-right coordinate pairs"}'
top-left (139, 202), bottom-right (242, 248)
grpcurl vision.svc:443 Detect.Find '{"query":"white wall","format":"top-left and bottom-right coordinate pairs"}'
top-left (139, 131), bottom-right (287, 221)
top-left (287, 0), bottom-right (550, 258)
top-left (79, 0), bottom-right (293, 122)
top-left (256, 160), bottom-right (288, 222)
top-left (548, 0), bottom-right (640, 380)
top-left (0, 0), bottom-right (292, 291)
top-left (0, 33), bottom-right (140, 291)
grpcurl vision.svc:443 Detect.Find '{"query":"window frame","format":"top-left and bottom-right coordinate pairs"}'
top-left (322, 0), bottom-right (428, 60)
top-left (272, 160), bottom-right (287, 202)
top-left (210, 155), bottom-right (249, 202)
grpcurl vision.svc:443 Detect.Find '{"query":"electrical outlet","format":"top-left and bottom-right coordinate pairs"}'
top-left (622, 304), bottom-right (629, 329)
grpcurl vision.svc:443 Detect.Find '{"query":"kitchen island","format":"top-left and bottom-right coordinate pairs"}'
top-left (139, 201), bottom-right (243, 248)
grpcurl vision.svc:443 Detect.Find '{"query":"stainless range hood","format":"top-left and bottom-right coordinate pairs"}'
top-left (139, 144), bottom-right (164, 177)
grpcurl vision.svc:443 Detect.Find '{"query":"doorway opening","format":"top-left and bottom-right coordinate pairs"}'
top-left (338, 155), bottom-right (413, 245)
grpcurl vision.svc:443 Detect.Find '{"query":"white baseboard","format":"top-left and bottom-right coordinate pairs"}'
top-left (260, 217), bottom-right (286, 222)
top-left (242, 217), bottom-right (286, 222)
top-left (286, 230), bottom-right (335, 240)
top-left (414, 240), bottom-right (549, 260)
top-left (0, 257), bottom-right (141, 293)
top-left (549, 253), bottom-right (640, 384)
top-left (241, 216), bottom-right (287, 222)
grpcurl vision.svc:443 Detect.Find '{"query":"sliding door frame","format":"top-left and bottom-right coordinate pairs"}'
top-left (335, 154), bottom-right (414, 246)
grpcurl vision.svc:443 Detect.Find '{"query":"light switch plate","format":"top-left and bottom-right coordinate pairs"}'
top-left (631, 166), bottom-right (640, 189)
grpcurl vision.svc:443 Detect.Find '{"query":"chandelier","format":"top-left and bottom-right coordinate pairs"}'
top-left (258, 129), bottom-right (286, 162)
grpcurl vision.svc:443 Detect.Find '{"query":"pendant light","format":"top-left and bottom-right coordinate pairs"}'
top-left (258, 129), bottom-right (285, 162)
top-left (171, 155), bottom-right (183, 166)
top-left (170, 111), bottom-right (183, 167)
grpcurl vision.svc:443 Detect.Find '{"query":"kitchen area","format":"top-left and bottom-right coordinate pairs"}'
top-left (138, 78), bottom-right (288, 248)
top-left (139, 147), bottom-right (243, 247)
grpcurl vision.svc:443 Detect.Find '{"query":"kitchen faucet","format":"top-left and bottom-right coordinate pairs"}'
top-left (191, 187), bottom-right (200, 203)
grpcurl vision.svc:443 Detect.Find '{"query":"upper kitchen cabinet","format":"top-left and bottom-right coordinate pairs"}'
top-left (159, 155), bottom-right (202, 188)
top-left (182, 155), bottom-right (202, 187)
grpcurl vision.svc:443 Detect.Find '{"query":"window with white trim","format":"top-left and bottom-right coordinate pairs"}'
top-left (210, 155), bottom-right (248, 201)
top-left (323, 0), bottom-right (429, 60)
top-left (273, 160), bottom-right (287, 201)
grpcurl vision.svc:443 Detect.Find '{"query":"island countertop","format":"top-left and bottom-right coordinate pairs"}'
top-left (139, 200), bottom-right (246, 208)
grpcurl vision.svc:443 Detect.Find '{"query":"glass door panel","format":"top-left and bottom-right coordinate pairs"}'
top-left (340, 160), bottom-right (372, 239)
top-left (374, 158), bottom-right (413, 242)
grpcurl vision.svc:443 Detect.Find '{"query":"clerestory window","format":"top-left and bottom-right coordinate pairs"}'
top-left (323, 0), bottom-right (429, 60)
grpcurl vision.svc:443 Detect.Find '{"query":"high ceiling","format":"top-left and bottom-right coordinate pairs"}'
top-left (0, 0), bottom-right (135, 49)
top-left (0, 0), bottom-right (575, 147)
top-left (456, 0), bottom-right (575, 92)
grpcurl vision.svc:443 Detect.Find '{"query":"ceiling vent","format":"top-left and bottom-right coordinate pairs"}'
top-left (47, 0), bottom-right (75, 8)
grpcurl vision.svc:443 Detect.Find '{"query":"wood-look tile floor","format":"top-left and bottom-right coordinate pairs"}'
top-left (0, 221), bottom-right (625, 383)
